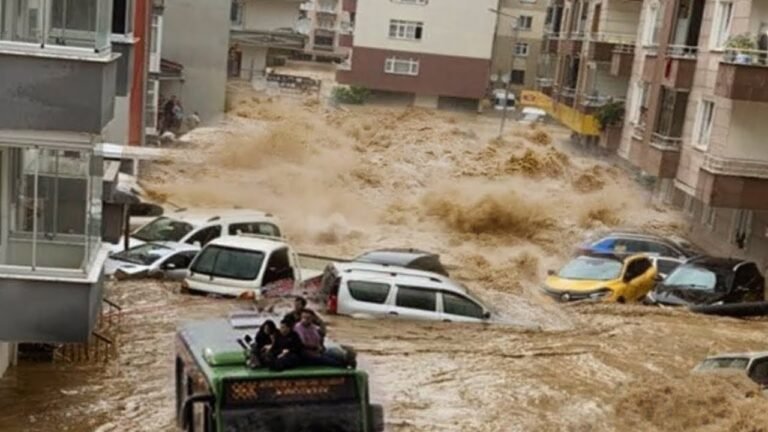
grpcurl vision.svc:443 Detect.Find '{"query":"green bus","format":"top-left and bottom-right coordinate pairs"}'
top-left (175, 312), bottom-right (384, 432)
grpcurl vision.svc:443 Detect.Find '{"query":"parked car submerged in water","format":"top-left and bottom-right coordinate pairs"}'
top-left (694, 351), bottom-right (768, 393)
top-left (575, 231), bottom-right (699, 260)
top-left (647, 257), bottom-right (765, 306)
top-left (105, 242), bottom-right (199, 280)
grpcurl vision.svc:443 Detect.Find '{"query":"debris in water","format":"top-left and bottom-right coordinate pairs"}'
top-left (526, 129), bottom-right (553, 146)
top-left (506, 148), bottom-right (570, 178)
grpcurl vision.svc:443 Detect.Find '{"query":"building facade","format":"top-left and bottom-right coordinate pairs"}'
top-left (336, 0), bottom-right (498, 108)
top-left (0, 0), bottom-right (130, 377)
top-left (228, 0), bottom-right (305, 81)
top-left (491, 0), bottom-right (550, 93)
top-left (298, 0), bottom-right (351, 61)
top-left (619, 0), bottom-right (768, 269)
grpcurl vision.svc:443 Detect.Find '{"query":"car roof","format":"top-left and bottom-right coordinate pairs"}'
top-left (685, 256), bottom-right (750, 269)
top-left (332, 262), bottom-right (468, 294)
top-left (354, 249), bottom-right (449, 275)
top-left (150, 241), bottom-right (201, 252)
top-left (164, 208), bottom-right (279, 227)
top-left (703, 351), bottom-right (768, 361)
top-left (205, 235), bottom-right (287, 254)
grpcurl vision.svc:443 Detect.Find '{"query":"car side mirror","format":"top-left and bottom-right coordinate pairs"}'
top-left (370, 404), bottom-right (385, 432)
top-left (483, 311), bottom-right (491, 320)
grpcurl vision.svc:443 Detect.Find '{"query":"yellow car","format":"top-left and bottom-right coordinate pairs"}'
top-left (542, 254), bottom-right (658, 303)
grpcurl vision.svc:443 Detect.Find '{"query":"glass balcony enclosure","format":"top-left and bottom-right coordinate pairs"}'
top-left (0, 0), bottom-right (113, 54)
top-left (0, 146), bottom-right (103, 276)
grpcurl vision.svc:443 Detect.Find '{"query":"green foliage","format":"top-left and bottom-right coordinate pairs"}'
top-left (594, 101), bottom-right (625, 131)
top-left (332, 86), bottom-right (371, 105)
top-left (725, 33), bottom-right (757, 50)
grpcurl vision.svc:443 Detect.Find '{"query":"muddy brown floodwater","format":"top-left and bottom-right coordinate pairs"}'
top-left (2, 91), bottom-right (768, 431)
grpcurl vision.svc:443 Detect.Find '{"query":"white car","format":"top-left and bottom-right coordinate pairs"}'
top-left (105, 242), bottom-right (200, 280)
top-left (183, 235), bottom-right (319, 298)
top-left (693, 351), bottom-right (768, 393)
top-left (320, 262), bottom-right (491, 323)
top-left (111, 208), bottom-right (282, 254)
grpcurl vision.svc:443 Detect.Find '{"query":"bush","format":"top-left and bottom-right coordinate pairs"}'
top-left (594, 101), bottom-right (625, 131)
top-left (332, 86), bottom-right (370, 105)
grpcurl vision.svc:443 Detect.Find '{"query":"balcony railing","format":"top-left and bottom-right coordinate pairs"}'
top-left (537, 77), bottom-right (554, 87)
top-left (721, 48), bottom-right (768, 67)
top-left (570, 31), bottom-right (586, 40)
top-left (612, 44), bottom-right (635, 54)
top-left (650, 132), bottom-right (682, 151)
top-left (590, 32), bottom-right (636, 45)
top-left (560, 87), bottom-right (577, 98)
top-left (545, 31), bottom-right (563, 40)
top-left (667, 45), bottom-right (698, 59)
top-left (702, 154), bottom-right (768, 179)
top-left (581, 93), bottom-right (612, 107)
top-left (632, 122), bottom-right (646, 140)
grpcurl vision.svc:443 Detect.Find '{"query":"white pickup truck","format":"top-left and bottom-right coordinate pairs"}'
top-left (181, 235), bottom-right (328, 298)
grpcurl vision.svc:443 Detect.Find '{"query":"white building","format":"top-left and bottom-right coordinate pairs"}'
top-left (298, 0), bottom-right (352, 60)
top-left (336, 0), bottom-right (498, 108)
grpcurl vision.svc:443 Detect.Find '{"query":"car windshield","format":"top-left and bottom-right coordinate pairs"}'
top-left (557, 257), bottom-right (623, 281)
top-left (133, 217), bottom-right (195, 242)
top-left (190, 245), bottom-right (265, 280)
top-left (111, 243), bottom-right (173, 265)
top-left (697, 357), bottom-right (750, 371)
top-left (663, 265), bottom-right (724, 291)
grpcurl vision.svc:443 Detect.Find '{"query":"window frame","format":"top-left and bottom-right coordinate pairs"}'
top-left (510, 69), bottom-right (526, 84)
top-left (693, 99), bottom-right (715, 151)
top-left (394, 285), bottom-right (437, 312)
top-left (514, 42), bottom-right (530, 57)
top-left (346, 280), bottom-right (392, 304)
top-left (710, 0), bottom-right (734, 50)
top-left (388, 19), bottom-right (423, 41)
top-left (384, 56), bottom-right (420, 76)
top-left (518, 16), bottom-right (533, 31)
top-left (642, 2), bottom-right (660, 47)
top-left (441, 291), bottom-right (485, 319)
top-left (111, 0), bottom-right (135, 38)
top-left (185, 225), bottom-right (222, 247)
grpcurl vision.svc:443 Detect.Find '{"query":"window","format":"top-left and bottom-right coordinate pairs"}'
top-left (442, 293), bottom-right (484, 319)
top-left (347, 281), bottom-right (391, 304)
top-left (395, 286), bottom-right (437, 311)
top-left (262, 248), bottom-right (293, 285)
top-left (731, 210), bottom-right (752, 250)
top-left (186, 225), bottom-right (222, 247)
top-left (510, 69), bottom-right (525, 84)
top-left (112, 0), bottom-right (134, 35)
top-left (642, 3), bottom-right (661, 46)
top-left (149, 14), bottom-right (162, 73)
top-left (694, 100), bottom-right (715, 150)
top-left (749, 359), bottom-right (768, 386)
top-left (0, 0), bottom-right (112, 52)
top-left (146, 79), bottom-right (160, 132)
top-left (711, 1), bottom-right (733, 48)
top-left (518, 16), bottom-right (533, 30)
top-left (228, 222), bottom-right (281, 238)
top-left (514, 42), bottom-right (529, 56)
top-left (389, 19), bottom-right (423, 40)
top-left (190, 246), bottom-right (265, 280)
top-left (624, 258), bottom-right (652, 281)
top-left (384, 57), bottom-right (419, 76)
top-left (655, 259), bottom-right (681, 276)
top-left (702, 205), bottom-right (717, 230)
top-left (162, 251), bottom-right (198, 270)
top-left (230, 0), bottom-right (243, 26)
top-left (642, 241), bottom-right (678, 257)
top-left (133, 216), bottom-right (194, 242)
top-left (734, 263), bottom-right (759, 288)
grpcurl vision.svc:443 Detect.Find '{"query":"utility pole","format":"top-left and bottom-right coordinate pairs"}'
top-left (489, 8), bottom-right (519, 140)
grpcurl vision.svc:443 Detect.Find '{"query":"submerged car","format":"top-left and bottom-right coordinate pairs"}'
top-left (648, 257), bottom-right (765, 306)
top-left (105, 242), bottom-right (200, 280)
top-left (353, 248), bottom-right (450, 277)
top-left (576, 231), bottom-right (698, 259)
top-left (542, 254), bottom-right (657, 303)
top-left (694, 351), bottom-right (768, 391)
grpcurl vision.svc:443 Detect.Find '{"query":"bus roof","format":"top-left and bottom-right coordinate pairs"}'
top-left (178, 315), bottom-right (361, 386)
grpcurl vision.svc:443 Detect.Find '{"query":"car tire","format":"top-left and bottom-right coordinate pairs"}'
top-left (689, 301), bottom-right (768, 317)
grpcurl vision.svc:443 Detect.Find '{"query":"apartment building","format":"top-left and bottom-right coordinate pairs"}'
top-left (228, 0), bottom-right (306, 80)
top-left (299, 0), bottom-right (352, 60)
top-left (336, 0), bottom-right (498, 108)
top-left (0, 0), bottom-right (131, 377)
top-left (619, 0), bottom-right (768, 268)
top-left (538, 0), bottom-right (641, 148)
top-left (491, 0), bottom-right (550, 93)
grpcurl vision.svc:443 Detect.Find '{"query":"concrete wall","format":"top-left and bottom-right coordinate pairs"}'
top-left (241, 46), bottom-right (269, 79)
top-left (162, 0), bottom-right (230, 122)
top-left (113, 42), bottom-right (135, 97)
top-left (725, 101), bottom-right (768, 161)
top-left (0, 276), bottom-right (104, 343)
top-left (354, 0), bottom-right (497, 60)
top-left (0, 343), bottom-right (14, 378)
top-left (598, 0), bottom-right (642, 39)
top-left (243, 0), bottom-right (301, 31)
top-left (105, 96), bottom-right (131, 144)
top-left (0, 55), bottom-right (117, 133)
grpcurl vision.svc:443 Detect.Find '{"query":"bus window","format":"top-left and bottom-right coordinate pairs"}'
top-left (176, 357), bottom-right (185, 415)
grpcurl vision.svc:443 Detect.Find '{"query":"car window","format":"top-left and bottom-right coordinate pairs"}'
top-left (228, 222), bottom-right (281, 238)
top-left (129, 203), bottom-right (164, 218)
top-left (395, 286), bottom-right (437, 312)
top-left (262, 248), bottom-right (293, 285)
top-left (592, 238), bottom-right (617, 252)
top-left (133, 217), bottom-right (194, 242)
top-left (624, 258), bottom-right (652, 281)
top-left (347, 281), bottom-right (391, 304)
top-left (749, 359), bottom-right (768, 385)
top-left (558, 257), bottom-right (623, 281)
top-left (162, 251), bottom-right (197, 270)
top-left (735, 263), bottom-right (759, 287)
top-left (697, 357), bottom-right (750, 370)
top-left (644, 241), bottom-right (677, 256)
top-left (656, 258), bottom-right (681, 276)
top-left (664, 265), bottom-right (720, 291)
top-left (190, 245), bottom-right (264, 280)
top-left (186, 225), bottom-right (222, 247)
top-left (442, 292), bottom-right (484, 319)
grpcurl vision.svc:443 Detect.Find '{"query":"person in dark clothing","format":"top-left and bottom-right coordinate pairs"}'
top-left (162, 96), bottom-right (177, 133)
top-left (283, 296), bottom-right (326, 336)
top-left (268, 316), bottom-right (303, 371)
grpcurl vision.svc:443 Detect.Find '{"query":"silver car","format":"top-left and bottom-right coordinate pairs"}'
top-left (105, 242), bottom-right (200, 280)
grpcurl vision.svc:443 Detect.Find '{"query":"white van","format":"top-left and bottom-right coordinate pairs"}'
top-left (320, 262), bottom-right (491, 323)
top-left (112, 208), bottom-right (282, 254)
top-left (183, 235), bottom-right (317, 298)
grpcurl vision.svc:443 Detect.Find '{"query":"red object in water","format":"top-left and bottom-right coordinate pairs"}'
top-left (327, 295), bottom-right (338, 315)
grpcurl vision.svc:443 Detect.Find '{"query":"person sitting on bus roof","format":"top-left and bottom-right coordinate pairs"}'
top-left (248, 319), bottom-right (277, 368)
top-left (268, 316), bottom-right (304, 371)
top-left (294, 310), bottom-right (346, 368)
top-left (284, 296), bottom-right (326, 336)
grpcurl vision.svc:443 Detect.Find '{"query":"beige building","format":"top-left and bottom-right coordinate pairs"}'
top-left (299, 0), bottom-right (353, 60)
top-left (491, 0), bottom-right (550, 92)
top-left (337, 0), bottom-right (498, 108)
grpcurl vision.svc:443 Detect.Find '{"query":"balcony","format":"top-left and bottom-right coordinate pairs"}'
top-left (637, 132), bottom-right (681, 178)
top-left (339, 33), bottom-right (353, 48)
top-left (542, 37), bottom-right (559, 54)
top-left (342, 0), bottom-right (356, 12)
top-left (698, 155), bottom-right (768, 210)
top-left (610, 44), bottom-right (634, 77)
top-left (537, 77), bottom-right (554, 96)
top-left (589, 33), bottom-right (636, 62)
top-left (642, 46), bottom-right (697, 90)
top-left (715, 49), bottom-right (768, 103)
top-left (559, 37), bottom-right (583, 56)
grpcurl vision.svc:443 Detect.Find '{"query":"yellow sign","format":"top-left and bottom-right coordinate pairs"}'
top-left (520, 90), bottom-right (553, 110)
